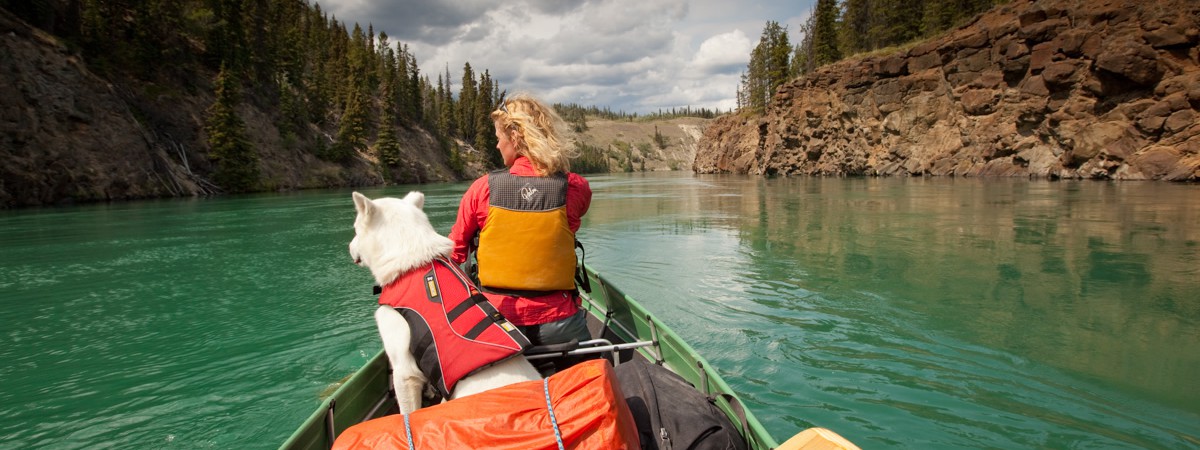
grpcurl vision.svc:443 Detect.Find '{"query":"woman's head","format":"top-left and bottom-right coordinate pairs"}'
top-left (491, 93), bottom-right (576, 175)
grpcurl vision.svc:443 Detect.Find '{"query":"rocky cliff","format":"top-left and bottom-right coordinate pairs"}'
top-left (0, 8), bottom-right (473, 208)
top-left (695, 0), bottom-right (1200, 180)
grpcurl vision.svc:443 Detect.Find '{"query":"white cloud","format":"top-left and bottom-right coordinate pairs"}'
top-left (689, 29), bottom-right (754, 76)
top-left (314, 0), bottom-right (816, 113)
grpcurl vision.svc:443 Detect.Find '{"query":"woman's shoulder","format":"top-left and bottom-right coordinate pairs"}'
top-left (465, 173), bottom-right (492, 194)
top-left (565, 171), bottom-right (589, 183)
top-left (566, 172), bottom-right (591, 194)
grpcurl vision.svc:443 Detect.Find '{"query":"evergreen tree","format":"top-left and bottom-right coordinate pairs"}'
top-left (459, 63), bottom-right (477, 143)
top-left (874, 0), bottom-right (924, 46)
top-left (743, 21), bottom-right (791, 114)
top-left (435, 75), bottom-right (450, 137)
top-left (442, 66), bottom-right (457, 136)
top-left (208, 0), bottom-right (248, 71)
top-left (333, 88), bottom-right (369, 162)
top-left (243, 0), bottom-right (273, 84)
top-left (474, 71), bottom-right (496, 154)
top-left (922, 0), bottom-right (1001, 37)
top-left (405, 50), bottom-right (423, 122)
top-left (812, 0), bottom-right (841, 66)
top-left (205, 63), bottom-right (260, 192)
top-left (792, 16), bottom-right (815, 77)
top-left (376, 107), bottom-right (402, 166)
top-left (840, 0), bottom-right (874, 55)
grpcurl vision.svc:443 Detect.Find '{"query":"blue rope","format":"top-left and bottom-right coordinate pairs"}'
top-left (543, 378), bottom-right (565, 450)
top-left (403, 412), bottom-right (415, 449)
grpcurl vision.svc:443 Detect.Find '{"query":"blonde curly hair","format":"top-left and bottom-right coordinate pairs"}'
top-left (490, 93), bottom-right (577, 176)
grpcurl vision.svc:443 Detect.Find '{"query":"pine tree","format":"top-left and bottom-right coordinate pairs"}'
top-left (435, 75), bottom-right (450, 138)
top-left (474, 70), bottom-right (495, 154)
top-left (743, 21), bottom-right (791, 114)
top-left (206, 63), bottom-right (260, 192)
top-left (765, 22), bottom-right (792, 94)
top-left (405, 50), bottom-right (423, 122)
top-left (792, 16), bottom-right (814, 77)
top-left (333, 88), bottom-right (369, 162)
top-left (459, 63), bottom-right (477, 142)
top-left (376, 107), bottom-right (402, 166)
top-left (812, 0), bottom-right (841, 65)
top-left (874, 0), bottom-right (924, 46)
top-left (442, 66), bottom-right (457, 137)
top-left (208, 0), bottom-right (248, 70)
top-left (840, 0), bottom-right (874, 55)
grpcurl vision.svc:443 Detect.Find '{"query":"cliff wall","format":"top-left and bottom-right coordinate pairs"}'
top-left (0, 8), bottom-right (471, 208)
top-left (696, 0), bottom-right (1200, 180)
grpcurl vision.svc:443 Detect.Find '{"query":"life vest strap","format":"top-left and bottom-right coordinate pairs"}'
top-left (573, 239), bottom-right (591, 293)
top-left (446, 293), bottom-right (487, 323)
top-left (464, 318), bottom-right (495, 340)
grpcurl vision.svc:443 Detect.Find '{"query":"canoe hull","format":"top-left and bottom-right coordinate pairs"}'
top-left (281, 267), bottom-right (783, 449)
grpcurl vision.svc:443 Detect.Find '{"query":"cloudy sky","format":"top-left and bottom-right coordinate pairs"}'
top-left (314, 0), bottom-right (817, 114)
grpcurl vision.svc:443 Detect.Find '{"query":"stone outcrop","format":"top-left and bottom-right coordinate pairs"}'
top-left (695, 0), bottom-right (1200, 180)
top-left (0, 8), bottom-right (470, 208)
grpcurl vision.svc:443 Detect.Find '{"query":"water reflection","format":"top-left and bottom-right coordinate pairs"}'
top-left (582, 173), bottom-right (1199, 447)
top-left (711, 176), bottom-right (1198, 411)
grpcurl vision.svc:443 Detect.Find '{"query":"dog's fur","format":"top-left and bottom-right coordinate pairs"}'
top-left (349, 191), bottom-right (540, 414)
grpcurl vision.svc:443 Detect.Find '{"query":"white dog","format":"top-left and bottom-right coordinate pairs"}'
top-left (348, 191), bottom-right (540, 414)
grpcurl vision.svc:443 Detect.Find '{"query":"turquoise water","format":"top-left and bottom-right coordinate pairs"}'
top-left (1, 173), bottom-right (1197, 449)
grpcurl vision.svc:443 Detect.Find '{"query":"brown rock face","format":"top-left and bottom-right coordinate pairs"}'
top-left (0, 9), bottom-right (463, 208)
top-left (695, 0), bottom-right (1200, 180)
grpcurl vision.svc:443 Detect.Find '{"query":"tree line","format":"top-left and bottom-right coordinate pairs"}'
top-left (2, 0), bottom-right (506, 191)
top-left (739, 0), bottom-right (1008, 114)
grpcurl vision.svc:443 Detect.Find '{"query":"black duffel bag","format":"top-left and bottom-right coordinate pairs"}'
top-left (614, 357), bottom-right (749, 450)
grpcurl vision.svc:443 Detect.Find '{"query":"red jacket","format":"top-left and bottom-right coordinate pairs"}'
top-left (448, 156), bottom-right (592, 326)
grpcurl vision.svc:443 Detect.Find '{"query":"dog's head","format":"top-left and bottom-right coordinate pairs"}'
top-left (349, 191), bottom-right (454, 286)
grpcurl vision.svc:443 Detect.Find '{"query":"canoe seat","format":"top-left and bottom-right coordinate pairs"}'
top-left (525, 338), bottom-right (655, 362)
top-left (523, 339), bottom-right (581, 356)
top-left (524, 338), bottom-right (657, 375)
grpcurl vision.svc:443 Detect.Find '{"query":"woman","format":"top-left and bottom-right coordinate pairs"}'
top-left (448, 93), bottom-right (592, 347)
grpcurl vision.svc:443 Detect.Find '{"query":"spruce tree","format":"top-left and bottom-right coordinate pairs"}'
top-left (840, 0), bottom-right (874, 55)
top-left (376, 105), bottom-right (402, 166)
top-left (333, 88), bottom-right (369, 162)
top-left (813, 0), bottom-right (842, 65)
top-left (459, 63), bottom-right (477, 143)
top-left (874, 0), bottom-right (924, 46)
top-left (743, 21), bottom-right (791, 114)
top-left (474, 71), bottom-right (495, 154)
top-left (205, 63), bottom-right (259, 193)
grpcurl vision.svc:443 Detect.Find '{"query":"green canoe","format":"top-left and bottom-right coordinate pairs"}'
top-left (280, 267), bottom-right (858, 450)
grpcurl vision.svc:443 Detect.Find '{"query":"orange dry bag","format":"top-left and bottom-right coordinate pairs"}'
top-left (333, 359), bottom-right (639, 450)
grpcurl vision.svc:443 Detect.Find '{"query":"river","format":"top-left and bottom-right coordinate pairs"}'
top-left (1, 172), bottom-right (1197, 449)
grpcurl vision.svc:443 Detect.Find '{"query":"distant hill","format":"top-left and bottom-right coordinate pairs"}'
top-left (574, 117), bottom-right (710, 173)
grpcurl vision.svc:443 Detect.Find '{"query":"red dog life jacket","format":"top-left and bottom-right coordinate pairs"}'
top-left (377, 257), bottom-right (531, 398)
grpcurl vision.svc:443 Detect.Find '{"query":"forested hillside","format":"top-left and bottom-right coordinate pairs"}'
top-left (0, 0), bottom-right (507, 207)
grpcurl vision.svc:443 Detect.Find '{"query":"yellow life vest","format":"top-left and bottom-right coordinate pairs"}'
top-left (477, 170), bottom-right (577, 292)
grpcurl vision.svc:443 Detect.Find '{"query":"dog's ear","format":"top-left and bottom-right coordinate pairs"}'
top-left (352, 192), bottom-right (374, 216)
top-left (403, 191), bottom-right (425, 210)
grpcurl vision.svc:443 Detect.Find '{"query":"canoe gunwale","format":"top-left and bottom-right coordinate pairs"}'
top-left (279, 266), bottom-right (779, 449)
